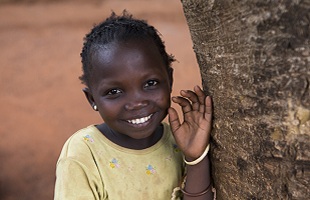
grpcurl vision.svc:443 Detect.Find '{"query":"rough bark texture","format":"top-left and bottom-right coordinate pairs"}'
top-left (181, 0), bottom-right (310, 199)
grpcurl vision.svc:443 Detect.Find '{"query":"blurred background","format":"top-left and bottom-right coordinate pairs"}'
top-left (0, 0), bottom-right (201, 199)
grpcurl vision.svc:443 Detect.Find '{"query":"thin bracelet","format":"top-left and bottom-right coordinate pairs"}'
top-left (180, 182), bottom-right (212, 197)
top-left (183, 144), bottom-right (210, 165)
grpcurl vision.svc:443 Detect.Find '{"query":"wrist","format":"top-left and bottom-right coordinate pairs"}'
top-left (183, 144), bottom-right (210, 165)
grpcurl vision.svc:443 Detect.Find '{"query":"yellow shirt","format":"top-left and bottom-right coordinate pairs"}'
top-left (54, 123), bottom-right (184, 200)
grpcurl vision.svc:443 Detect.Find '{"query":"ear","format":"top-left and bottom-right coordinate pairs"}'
top-left (82, 88), bottom-right (97, 110)
top-left (168, 67), bottom-right (174, 92)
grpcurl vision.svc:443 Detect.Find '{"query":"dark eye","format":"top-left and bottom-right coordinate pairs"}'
top-left (107, 89), bottom-right (122, 96)
top-left (144, 80), bottom-right (158, 88)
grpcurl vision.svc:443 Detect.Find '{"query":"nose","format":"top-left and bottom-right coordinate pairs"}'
top-left (125, 101), bottom-right (148, 110)
top-left (124, 92), bottom-right (149, 111)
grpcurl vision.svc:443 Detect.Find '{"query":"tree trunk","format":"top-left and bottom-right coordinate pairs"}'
top-left (180, 0), bottom-right (310, 199)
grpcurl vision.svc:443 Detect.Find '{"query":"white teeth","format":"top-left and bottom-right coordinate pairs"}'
top-left (128, 114), bottom-right (152, 125)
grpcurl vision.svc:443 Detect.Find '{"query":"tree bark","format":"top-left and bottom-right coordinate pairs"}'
top-left (180, 0), bottom-right (310, 199)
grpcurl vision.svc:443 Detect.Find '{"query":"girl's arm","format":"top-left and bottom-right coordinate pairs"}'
top-left (168, 86), bottom-right (213, 200)
top-left (183, 155), bottom-right (213, 199)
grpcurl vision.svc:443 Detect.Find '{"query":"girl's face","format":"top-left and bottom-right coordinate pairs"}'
top-left (85, 39), bottom-right (173, 140)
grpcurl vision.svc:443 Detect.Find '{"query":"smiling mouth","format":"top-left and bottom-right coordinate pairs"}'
top-left (127, 114), bottom-right (153, 125)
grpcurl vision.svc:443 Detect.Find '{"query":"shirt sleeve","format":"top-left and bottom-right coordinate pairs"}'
top-left (54, 157), bottom-right (106, 200)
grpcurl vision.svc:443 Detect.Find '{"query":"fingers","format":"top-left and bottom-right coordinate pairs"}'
top-left (181, 90), bottom-right (200, 111)
top-left (172, 85), bottom-right (212, 120)
top-left (194, 85), bottom-right (207, 113)
top-left (171, 96), bottom-right (192, 115)
top-left (173, 85), bottom-right (206, 111)
top-left (204, 96), bottom-right (212, 122)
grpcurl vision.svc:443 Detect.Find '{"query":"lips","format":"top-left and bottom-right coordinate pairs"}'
top-left (127, 114), bottom-right (153, 125)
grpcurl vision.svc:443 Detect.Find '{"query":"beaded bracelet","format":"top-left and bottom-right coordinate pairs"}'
top-left (183, 144), bottom-right (210, 165)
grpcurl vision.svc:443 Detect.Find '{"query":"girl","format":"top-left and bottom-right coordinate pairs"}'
top-left (54, 11), bottom-right (213, 200)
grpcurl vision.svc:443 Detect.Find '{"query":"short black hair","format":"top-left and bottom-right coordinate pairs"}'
top-left (80, 11), bottom-right (175, 86)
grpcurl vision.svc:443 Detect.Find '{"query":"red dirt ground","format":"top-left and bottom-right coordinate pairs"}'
top-left (0, 0), bottom-right (201, 199)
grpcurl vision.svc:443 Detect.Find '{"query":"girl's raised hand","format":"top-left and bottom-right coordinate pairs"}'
top-left (168, 85), bottom-right (212, 160)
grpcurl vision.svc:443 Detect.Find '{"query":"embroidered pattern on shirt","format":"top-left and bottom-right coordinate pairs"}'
top-left (173, 144), bottom-right (180, 153)
top-left (146, 164), bottom-right (156, 175)
top-left (166, 144), bottom-right (180, 161)
top-left (109, 158), bottom-right (120, 168)
top-left (83, 135), bottom-right (94, 143)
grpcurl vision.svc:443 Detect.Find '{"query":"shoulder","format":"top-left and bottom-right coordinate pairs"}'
top-left (69, 125), bottom-right (98, 144)
top-left (57, 125), bottom-right (100, 161)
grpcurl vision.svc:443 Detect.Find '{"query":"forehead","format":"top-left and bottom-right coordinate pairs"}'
top-left (89, 39), bottom-right (167, 85)
top-left (92, 39), bottom-right (163, 64)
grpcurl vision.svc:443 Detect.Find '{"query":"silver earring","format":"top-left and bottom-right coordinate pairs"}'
top-left (93, 105), bottom-right (98, 111)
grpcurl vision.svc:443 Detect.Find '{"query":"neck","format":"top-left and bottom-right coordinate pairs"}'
top-left (97, 123), bottom-right (163, 150)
